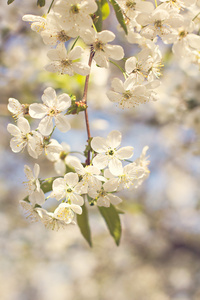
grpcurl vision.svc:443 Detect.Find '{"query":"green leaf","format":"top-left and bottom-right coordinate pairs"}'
top-left (98, 204), bottom-right (121, 246)
top-left (37, 0), bottom-right (45, 7)
top-left (7, 0), bottom-right (15, 4)
top-left (77, 203), bottom-right (92, 247)
top-left (109, 0), bottom-right (127, 34)
top-left (95, 1), bottom-right (103, 32)
top-left (101, 0), bottom-right (110, 20)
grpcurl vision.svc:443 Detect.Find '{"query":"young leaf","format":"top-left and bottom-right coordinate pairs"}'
top-left (98, 204), bottom-right (121, 246)
top-left (7, 0), bottom-right (15, 4)
top-left (37, 0), bottom-right (45, 7)
top-left (109, 0), bottom-right (127, 34)
top-left (95, 0), bottom-right (103, 32)
top-left (77, 202), bottom-right (92, 247)
top-left (101, 0), bottom-right (110, 20)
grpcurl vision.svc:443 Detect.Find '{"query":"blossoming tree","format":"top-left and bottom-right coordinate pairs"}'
top-left (7, 0), bottom-right (200, 246)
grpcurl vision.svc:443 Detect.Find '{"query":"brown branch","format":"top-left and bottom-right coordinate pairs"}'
top-left (82, 50), bottom-right (94, 165)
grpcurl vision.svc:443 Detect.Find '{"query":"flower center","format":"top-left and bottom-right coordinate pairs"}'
top-left (61, 59), bottom-right (72, 67)
top-left (126, 1), bottom-right (136, 9)
top-left (179, 30), bottom-right (187, 39)
top-left (49, 109), bottom-right (56, 116)
top-left (67, 188), bottom-right (72, 193)
top-left (70, 4), bottom-right (80, 14)
top-left (60, 151), bottom-right (67, 160)
top-left (155, 20), bottom-right (162, 28)
top-left (108, 149), bottom-right (115, 156)
top-left (123, 91), bottom-right (132, 100)
top-left (57, 30), bottom-right (70, 43)
top-left (94, 39), bottom-right (104, 51)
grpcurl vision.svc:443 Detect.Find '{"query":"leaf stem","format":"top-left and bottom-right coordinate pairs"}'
top-left (70, 36), bottom-right (80, 51)
top-left (109, 60), bottom-right (127, 79)
top-left (47, 0), bottom-right (55, 13)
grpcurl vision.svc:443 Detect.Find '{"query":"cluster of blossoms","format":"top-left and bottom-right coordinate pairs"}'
top-left (106, 0), bottom-right (200, 107)
top-left (8, 93), bottom-right (150, 229)
top-left (7, 0), bottom-right (200, 238)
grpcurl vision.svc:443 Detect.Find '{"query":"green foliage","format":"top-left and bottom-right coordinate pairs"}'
top-left (37, 0), bottom-right (45, 7)
top-left (95, 1), bottom-right (103, 32)
top-left (98, 204), bottom-right (122, 246)
top-left (77, 202), bottom-right (92, 247)
top-left (95, 0), bottom-right (110, 32)
top-left (101, 0), bottom-right (110, 20)
top-left (109, 0), bottom-right (128, 34)
top-left (7, 0), bottom-right (15, 4)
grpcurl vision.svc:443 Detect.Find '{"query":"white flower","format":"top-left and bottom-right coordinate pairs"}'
top-left (53, 202), bottom-right (82, 222)
top-left (136, 9), bottom-right (183, 40)
top-left (24, 164), bottom-right (45, 205)
top-left (107, 76), bottom-right (160, 109)
top-left (104, 162), bottom-right (146, 191)
top-left (36, 207), bottom-right (75, 230)
top-left (117, 0), bottom-right (154, 19)
top-left (70, 159), bottom-right (103, 188)
top-left (54, 0), bottom-right (98, 36)
top-left (29, 87), bottom-right (71, 136)
top-left (88, 180), bottom-right (122, 207)
top-left (50, 172), bottom-right (87, 206)
top-left (91, 130), bottom-right (133, 175)
top-left (8, 98), bottom-right (29, 120)
top-left (81, 28), bottom-right (124, 68)
top-left (40, 13), bottom-right (76, 45)
top-left (7, 117), bottom-right (39, 158)
top-left (125, 47), bottom-right (163, 83)
top-left (22, 14), bottom-right (47, 33)
top-left (19, 200), bottom-right (41, 222)
top-left (45, 43), bottom-right (90, 76)
top-left (159, 0), bottom-right (196, 11)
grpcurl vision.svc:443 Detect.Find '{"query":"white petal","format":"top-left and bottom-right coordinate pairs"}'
top-left (70, 194), bottom-right (84, 206)
top-left (107, 130), bottom-right (121, 148)
top-left (97, 30), bottom-right (115, 43)
top-left (10, 138), bottom-right (25, 153)
top-left (72, 62), bottom-right (90, 76)
top-left (108, 194), bottom-right (122, 205)
top-left (125, 57), bottom-right (137, 73)
top-left (91, 137), bottom-right (108, 153)
top-left (64, 172), bottom-right (79, 187)
top-left (92, 154), bottom-right (109, 169)
top-left (33, 163), bottom-right (40, 178)
top-left (38, 116), bottom-right (53, 136)
top-left (97, 196), bottom-right (110, 207)
top-left (108, 158), bottom-right (123, 176)
top-left (17, 117), bottom-right (30, 134)
top-left (68, 46), bottom-right (83, 60)
top-left (8, 98), bottom-right (21, 114)
top-left (116, 146), bottom-right (134, 159)
top-left (70, 204), bottom-right (82, 215)
top-left (30, 190), bottom-right (45, 205)
top-left (57, 93), bottom-right (71, 111)
top-left (7, 124), bottom-right (21, 136)
top-left (55, 114), bottom-right (71, 132)
top-left (29, 103), bottom-right (47, 119)
top-left (24, 165), bottom-right (34, 180)
top-left (111, 78), bottom-right (125, 93)
top-left (54, 160), bottom-right (66, 175)
top-left (41, 87), bottom-right (57, 107)
top-left (104, 44), bottom-right (124, 60)
top-left (107, 91), bottom-right (122, 103)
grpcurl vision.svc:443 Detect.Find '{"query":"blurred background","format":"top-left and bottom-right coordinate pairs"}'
top-left (1, 1), bottom-right (200, 299)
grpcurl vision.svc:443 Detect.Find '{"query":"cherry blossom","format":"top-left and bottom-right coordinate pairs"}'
top-left (91, 130), bottom-right (133, 175)
top-left (29, 87), bottom-right (71, 136)
top-left (24, 163), bottom-right (45, 206)
top-left (45, 43), bottom-right (90, 76)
